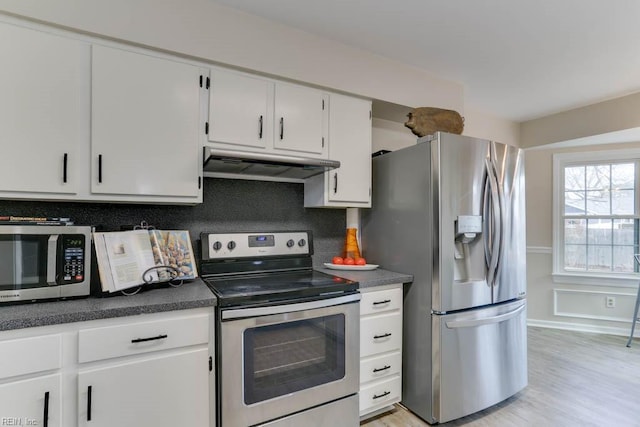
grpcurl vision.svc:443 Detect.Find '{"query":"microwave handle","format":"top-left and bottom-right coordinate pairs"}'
top-left (47, 235), bottom-right (59, 286)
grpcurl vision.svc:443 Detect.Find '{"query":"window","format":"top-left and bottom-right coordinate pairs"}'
top-left (553, 149), bottom-right (640, 285)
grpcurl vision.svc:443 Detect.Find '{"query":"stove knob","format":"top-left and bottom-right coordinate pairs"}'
top-left (298, 238), bottom-right (306, 247)
top-left (212, 241), bottom-right (222, 251)
top-left (227, 241), bottom-right (236, 250)
top-left (286, 239), bottom-right (295, 248)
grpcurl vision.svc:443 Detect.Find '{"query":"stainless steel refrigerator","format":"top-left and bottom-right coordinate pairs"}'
top-left (362, 132), bottom-right (527, 424)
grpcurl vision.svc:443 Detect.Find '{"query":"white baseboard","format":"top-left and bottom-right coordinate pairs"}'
top-left (527, 318), bottom-right (637, 338)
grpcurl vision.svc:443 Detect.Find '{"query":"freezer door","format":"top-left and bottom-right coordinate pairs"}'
top-left (432, 299), bottom-right (527, 423)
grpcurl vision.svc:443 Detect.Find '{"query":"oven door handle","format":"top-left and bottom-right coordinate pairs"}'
top-left (221, 293), bottom-right (361, 320)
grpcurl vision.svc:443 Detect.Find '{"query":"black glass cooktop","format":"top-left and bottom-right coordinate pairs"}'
top-left (203, 269), bottom-right (358, 307)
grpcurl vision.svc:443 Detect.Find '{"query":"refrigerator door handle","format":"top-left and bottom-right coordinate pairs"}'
top-left (484, 157), bottom-right (502, 287)
top-left (444, 301), bottom-right (525, 329)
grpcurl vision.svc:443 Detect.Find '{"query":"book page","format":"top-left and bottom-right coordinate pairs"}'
top-left (150, 230), bottom-right (198, 280)
top-left (93, 233), bottom-right (116, 292)
top-left (102, 230), bottom-right (158, 291)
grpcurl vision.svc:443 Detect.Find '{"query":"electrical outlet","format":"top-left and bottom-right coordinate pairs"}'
top-left (606, 296), bottom-right (616, 308)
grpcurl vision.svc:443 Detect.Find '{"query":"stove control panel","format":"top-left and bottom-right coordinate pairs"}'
top-left (202, 231), bottom-right (311, 259)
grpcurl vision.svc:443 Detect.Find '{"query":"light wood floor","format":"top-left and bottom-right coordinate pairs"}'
top-left (361, 327), bottom-right (640, 426)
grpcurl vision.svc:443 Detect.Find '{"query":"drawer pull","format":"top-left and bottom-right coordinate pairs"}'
top-left (373, 332), bottom-right (392, 339)
top-left (372, 391), bottom-right (391, 400)
top-left (373, 365), bottom-right (391, 373)
top-left (43, 391), bottom-right (50, 427)
top-left (87, 385), bottom-right (92, 421)
top-left (131, 334), bottom-right (168, 344)
top-left (372, 299), bottom-right (391, 306)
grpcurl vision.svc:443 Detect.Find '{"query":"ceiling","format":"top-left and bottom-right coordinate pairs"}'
top-left (210, 0), bottom-right (640, 123)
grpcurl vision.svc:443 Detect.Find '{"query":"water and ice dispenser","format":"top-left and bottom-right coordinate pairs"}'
top-left (453, 215), bottom-right (483, 282)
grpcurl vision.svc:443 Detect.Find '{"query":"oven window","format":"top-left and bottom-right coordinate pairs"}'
top-left (243, 313), bottom-right (346, 405)
top-left (0, 235), bottom-right (48, 290)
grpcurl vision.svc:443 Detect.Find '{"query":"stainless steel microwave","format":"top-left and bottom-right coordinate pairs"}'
top-left (0, 225), bottom-right (91, 303)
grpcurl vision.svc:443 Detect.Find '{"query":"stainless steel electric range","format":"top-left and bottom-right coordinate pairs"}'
top-left (200, 230), bottom-right (360, 427)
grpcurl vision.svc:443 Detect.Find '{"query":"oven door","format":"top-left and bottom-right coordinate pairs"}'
top-left (219, 293), bottom-right (360, 427)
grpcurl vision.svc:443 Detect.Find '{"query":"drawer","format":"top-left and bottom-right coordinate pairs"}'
top-left (359, 375), bottom-right (401, 415)
top-left (360, 351), bottom-right (402, 384)
top-left (360, 312), bottom-right (402, 358)
top-left (0, 334), bottom-right (62, 379)
top-left (360, 287), bottom-right (402, 316)
top-left (78, 313), bottom-right (209, 363)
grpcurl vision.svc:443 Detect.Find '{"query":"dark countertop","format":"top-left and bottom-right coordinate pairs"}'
top-left (0, 278), bottom-right (217, 332)
top-left (0, 267), bottom-right (410, 332)
top-left (314, 266), bottom-right (413, 289)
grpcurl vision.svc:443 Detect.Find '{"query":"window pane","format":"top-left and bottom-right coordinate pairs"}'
top-left (564, 244), bottom-right (586, 271)
top-left (612, 189), bottom-right (634, 215)
top-left (587, 246), bottom-right (612, 272)
top-left (565, 219), bottom-right (586, 244)
top-left (587, 219), bottom-right (611, 245)
top-left (586, 189), bottom-right (610, 215)
top-left (611, 163), bottom-right (634, 190)
top-left (565, 166), bottom-right (585, 190)
top-left (613, 246), bottom-right (635, 272)
top-left (564, 191), bottom-right (585, 215)
top-left (613, 219), bottom-right (635, 244)
top-left (559, 157), bottom-right (639, 277)
top-left (585, 165), bottom-right (610, 190)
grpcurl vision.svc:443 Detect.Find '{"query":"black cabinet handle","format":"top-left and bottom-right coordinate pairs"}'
top-left (373, 391), bottom-right (391, 400)
top-left (43, 391), bottom-right (50, 427)
top-left (63, 153), bottom-right (68, 184)
top-left (259, 115), bottom-right (263, 139)
top-left (373, 299), bottom-right (391, 305)
top-left (373, 365), bottom-right (391, 373)
top-left (98, 155), bottom-right (102, 183)
top-left (131, 334), bottom-right (168, 343)
top-left (373, 332), bottom-right (392, 339)
top-left (279, 117), bottom-right (284, 140)
top-left (334, 173), bottom-right (338, 194)
top-left (87, 386), bottom-right (92, 421)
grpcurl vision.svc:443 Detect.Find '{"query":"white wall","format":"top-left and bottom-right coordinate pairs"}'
top-left (0, 0), bottom-right (463, 113)
top-left (463, 107), bottom-right (521, 147)
top-left (525, 142), bottom-right (640, 337)
top-left (372, 118), bottom-right (417, 153)
top-left (521, 91), bottom-right (640, 149)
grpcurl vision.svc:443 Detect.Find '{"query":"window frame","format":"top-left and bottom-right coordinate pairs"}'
top-left (552, 148), bottom-right (640, 287)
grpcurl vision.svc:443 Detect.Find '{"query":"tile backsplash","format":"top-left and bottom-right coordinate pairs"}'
top-left (0, 178), bottom-right (345, 262)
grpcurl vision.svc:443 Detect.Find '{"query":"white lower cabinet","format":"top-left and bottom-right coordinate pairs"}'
top-left (359, 284), bottom-right (403, 419)
top-left (0, 374), bottom-right (62, 427)
top-left (0, 307), bottom-right (214, 427)
top-left (0, 334), bottom-right (63, 427)
top-left (77, 349), bottom-right (209, 427)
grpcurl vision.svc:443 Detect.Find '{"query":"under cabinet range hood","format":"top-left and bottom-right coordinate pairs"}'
top-left (202, 147), bottom-right (340, 180)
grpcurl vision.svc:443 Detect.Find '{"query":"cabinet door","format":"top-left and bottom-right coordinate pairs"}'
top-left (328, 94), bottom-right (372, 204)
top-left (0, 23), bottom-right (87, 195)
top-left (208, 69), bottom-right (272, 150)
top-left (77, 348), bottom-right (209, 427)
top-left (274, 82), bottom-right (326, 157)
top-left (0, 374), bottom-right (61, 427)
top-left (91, 45), bottom-right (202, 199)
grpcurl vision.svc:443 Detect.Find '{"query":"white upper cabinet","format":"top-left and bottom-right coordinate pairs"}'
top-left (208, 69), bottom-right (272, 150)
top-left (304, 94), bottom-right (372, 207)
top-left (206, 68), bottom-right (328, 159)
top-left (0, 22), bottom-right (88, 196)
top-left (91, 45), bottom-right (204, 201)
top-left (273, 82), bottom-right (327, 157)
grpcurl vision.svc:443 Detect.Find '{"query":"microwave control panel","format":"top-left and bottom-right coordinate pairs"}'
top-left (58, 234), bottom-right (86, 284)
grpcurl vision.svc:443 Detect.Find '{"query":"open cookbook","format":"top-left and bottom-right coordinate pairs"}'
top-left (93, 229), bottom-right (198, 293)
